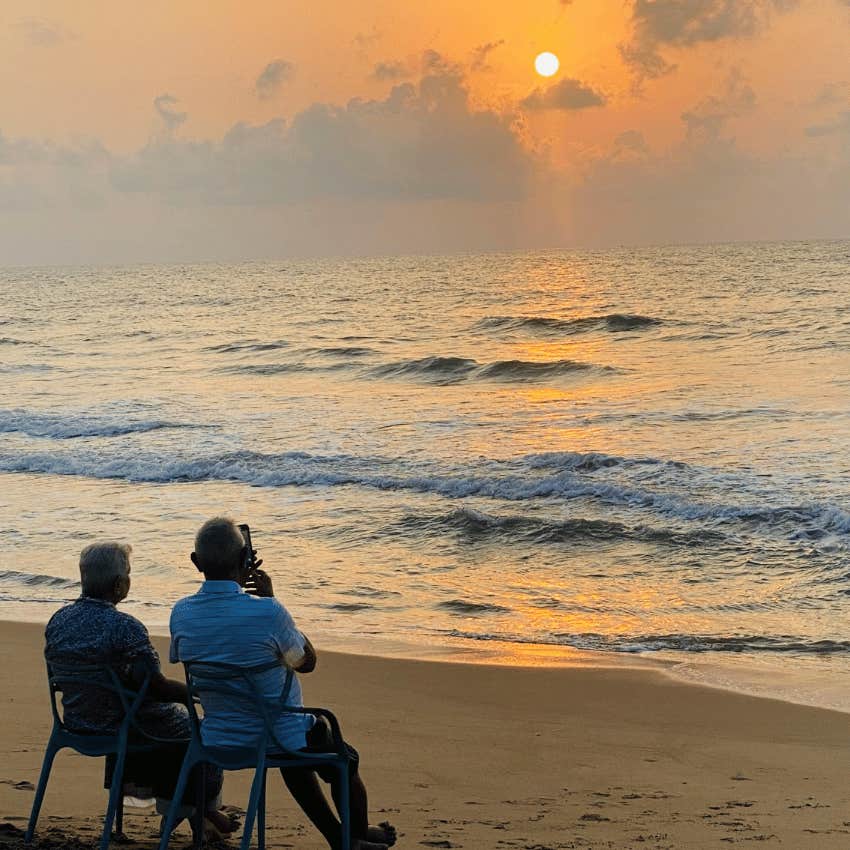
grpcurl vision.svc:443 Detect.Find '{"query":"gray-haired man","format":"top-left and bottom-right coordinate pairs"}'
top-left (44, 542), bottom-right (236, 838)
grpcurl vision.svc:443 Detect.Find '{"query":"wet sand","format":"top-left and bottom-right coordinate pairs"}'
top-left (2, 620), bottom-right (850, 849)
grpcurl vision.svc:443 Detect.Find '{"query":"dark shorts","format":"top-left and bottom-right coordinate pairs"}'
top-left (105, 743), bottom-right (223, 805)
top-left (300, 715), bottom-right (359, 782)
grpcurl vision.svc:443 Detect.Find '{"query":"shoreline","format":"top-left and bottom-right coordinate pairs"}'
top-left (4, 619), bottom-right (850, 847)
top-left (5, 606), bottom-right (850, 717)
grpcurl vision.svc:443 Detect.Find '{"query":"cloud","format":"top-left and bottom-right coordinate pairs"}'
top-left (153, 94), bottom-right (187, 131)
top-left (13, 16), bottom-right (74, 47)
top-left (255, 60), bottom-right (295, 100)
top-left (420, 49), bottom-right (464, 77)
top-left (811, 82), bottom-right (850, 108)
top-left (1, 53), bottom-right (848, 265)
top-left (353, 27), bottom-right (382, 49)
top-left (470, 40), bottom-right (505, 72)
top-left (620, 0), bottom-right (799, 85)
top-left (112, 68), bottom-right (532, 205)
top-left (680, 68), bottom-right (756, 142)
top-left (521, 77), bottom-right (607, 111)
top-left (806, 110), bottom-right (850, 138)
top-left (371, 61), bottom-right (410, 82)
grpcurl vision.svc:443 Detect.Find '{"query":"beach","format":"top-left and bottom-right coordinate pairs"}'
top-left (3, 621), bottom-right (850, 849)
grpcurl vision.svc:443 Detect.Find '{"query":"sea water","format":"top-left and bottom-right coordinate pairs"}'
top-left (1, 241), bottom-right (848, 706)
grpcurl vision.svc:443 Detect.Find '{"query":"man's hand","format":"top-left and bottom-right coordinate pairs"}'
top-left (243, 568), bottom-right (274, 598)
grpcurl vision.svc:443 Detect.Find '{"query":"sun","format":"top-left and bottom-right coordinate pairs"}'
top-left (534, 52), bottom-right (560, 78)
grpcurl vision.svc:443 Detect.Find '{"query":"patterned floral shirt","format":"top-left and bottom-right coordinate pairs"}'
top-left (45, 596), bottom-right (190, 739)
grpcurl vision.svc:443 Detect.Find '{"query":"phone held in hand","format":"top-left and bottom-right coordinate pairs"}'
top-left (238, 523), bottom-right (256, 574)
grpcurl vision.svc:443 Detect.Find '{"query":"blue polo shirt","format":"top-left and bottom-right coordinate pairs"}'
top-left (169, 581), bottom-right (315, 751)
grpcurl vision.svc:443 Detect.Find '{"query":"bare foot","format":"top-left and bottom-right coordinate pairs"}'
top-left (366, 821), bottom-right (397, 846)
top-left (205, 808), bottom-right (241, 835)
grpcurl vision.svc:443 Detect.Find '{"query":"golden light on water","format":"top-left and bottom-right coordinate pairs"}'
top-left (534, 52), bottom-right (560, 77)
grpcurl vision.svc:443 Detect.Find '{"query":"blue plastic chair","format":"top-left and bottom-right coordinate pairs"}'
top-left (25, 661), bottom-right (185, 850)
top-left (157, 660), bottom-right (351, 850)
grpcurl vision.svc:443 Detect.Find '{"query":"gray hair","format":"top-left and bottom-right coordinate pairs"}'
top-left (79, 542), bottom-right (132, 598)
top-left (194, 516), bottom-right (245, 576)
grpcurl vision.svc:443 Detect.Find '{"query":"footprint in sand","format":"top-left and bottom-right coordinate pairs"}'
top-left (0, 780), bottom-right (34, 791)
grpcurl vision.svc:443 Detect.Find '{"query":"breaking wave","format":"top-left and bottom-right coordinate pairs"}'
top-left (0, 408), bottom-right (198, 439)
top-left (0, 446), bottom-right (847, 540)
top-left (448, 629), bottom-right (850, 656)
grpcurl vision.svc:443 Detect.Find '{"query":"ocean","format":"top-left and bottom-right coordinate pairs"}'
top-left (1, 241), bottom-right (849, 707)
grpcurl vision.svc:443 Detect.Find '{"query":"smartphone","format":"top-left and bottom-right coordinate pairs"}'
top-left (238, 523), bottom-right (256, 574)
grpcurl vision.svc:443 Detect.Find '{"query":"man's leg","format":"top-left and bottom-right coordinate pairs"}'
top-left (281, 767), bottom-right (341, 849)
top-left (328, 772), bottom-right (369, 839)
top-left (281, 767), bottom-right (390, 850)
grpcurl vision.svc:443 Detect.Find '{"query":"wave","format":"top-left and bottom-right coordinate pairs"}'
top-left (222, 361), bottom-right (354, 376)
top-left (370, 356), bottom-right (610, 384)
top-left (438, 599), bottom-right (511, 615)
top-left (0, 337), bottom-right (41, 347)
top-left (448, 629), bottom-right (850, 656)
top-left (477, 313), bottom-right (663, 336)
top-left (301, 346), bottom-right (377, 358)
top-left (0, 408), bottom-right (197, 440)
top-left (0, 570), bottom-right (78, 590)
top-left (1, 446), bottom-right (847, 539)
top-left (396, 506), bottom-right (729, 548)
top-left (205, 340), bottom-right (289, 353)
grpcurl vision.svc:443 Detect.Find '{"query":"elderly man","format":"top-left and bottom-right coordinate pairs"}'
top-left (170, 517), bottom-right (396, 850)
top-left (44, 542), bottom-right (237, 839)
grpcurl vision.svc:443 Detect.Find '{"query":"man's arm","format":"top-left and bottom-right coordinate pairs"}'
top-left (147, 671), bottom-right (190, 705)
top-left (246, 569), bottom-right (318, 674)
top-left (294, 633), bottom-right (317, 674)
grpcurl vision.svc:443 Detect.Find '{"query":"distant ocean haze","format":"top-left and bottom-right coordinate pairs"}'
top-left (1, 241), bottom-right (849, 705)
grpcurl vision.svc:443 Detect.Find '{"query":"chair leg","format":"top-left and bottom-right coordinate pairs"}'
top-left (100, 748), bottom-right (128, 850)
top-left (241, 753), bottom-right (266, 850)
top-left (338, 764), bottom-right (351, 850)
top-left (115, 794), bottom-right (124, 835)
top-left (157, 749), bottom-right (198, 850)
top-left (191, 764), bottom-right (206, 850)
top-left (257, 769), bottom-right (267, 850)
top-left (24, 742), bottom-right (59, 844)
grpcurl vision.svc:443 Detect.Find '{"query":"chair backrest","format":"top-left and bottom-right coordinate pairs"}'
top-left (182, 659), bottom-right (297, 754)
top-left (46, 660), bottom-right (151, 737)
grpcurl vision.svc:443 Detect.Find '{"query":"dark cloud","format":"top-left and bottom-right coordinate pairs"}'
top-left (521, 77), bottom-right (607, 111)
top-left (255, 60), bottom-right (295, 100)
top-left (620, 0), bottom-right (799, 85)
top-left (153, 94), bottom-right (187, 131)
top-left (470, 40), bottom-right (505, 72)
top-left (371, 61), bottom-right (410, 82)
top-left (13, 16), bottom-right (73, 47)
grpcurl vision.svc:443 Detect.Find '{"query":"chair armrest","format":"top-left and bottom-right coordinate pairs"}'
top-left (279, 705), bottom-right (346, 753)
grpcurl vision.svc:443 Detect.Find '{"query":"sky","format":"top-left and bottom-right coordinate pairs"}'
top-left (0, 0), bottom-right (848, 265)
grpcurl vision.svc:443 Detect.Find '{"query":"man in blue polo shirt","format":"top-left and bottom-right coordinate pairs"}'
top-left (170, 517), bottom-right (396, 850)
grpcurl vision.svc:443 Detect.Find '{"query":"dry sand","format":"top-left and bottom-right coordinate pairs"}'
top-left (2, 620), bottom-right (850, 849)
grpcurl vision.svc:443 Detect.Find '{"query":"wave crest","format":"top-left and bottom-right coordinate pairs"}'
top-left (477, 313), bottom-right (663, 336)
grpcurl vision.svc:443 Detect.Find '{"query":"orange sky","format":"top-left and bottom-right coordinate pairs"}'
top-left (0, 1), bottom-right (848, 263)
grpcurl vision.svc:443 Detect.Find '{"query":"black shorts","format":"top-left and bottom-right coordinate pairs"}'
top-left (300, 715), bottom-right (359, 782)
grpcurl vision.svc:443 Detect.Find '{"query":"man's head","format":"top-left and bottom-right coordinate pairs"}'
top-left (79, 542), bottom-right (132, 603)
top-left (191, 516), bottom-right (247, 581)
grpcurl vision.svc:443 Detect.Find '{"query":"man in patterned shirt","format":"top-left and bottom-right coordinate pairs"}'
top-left (45, 542), bottom-right (235, 838)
